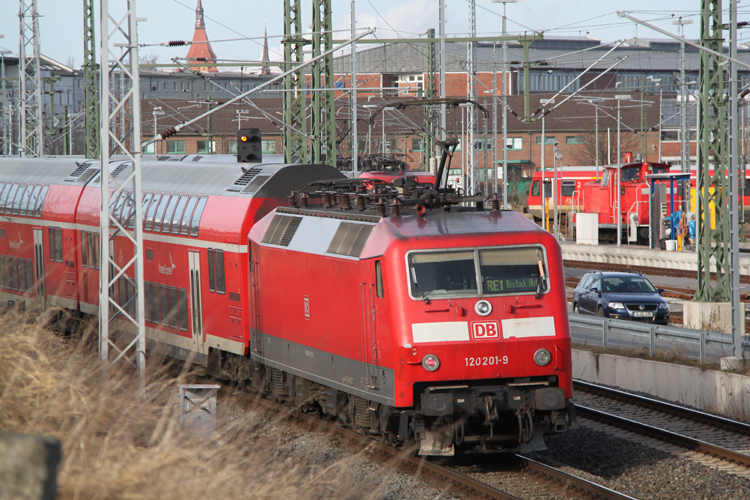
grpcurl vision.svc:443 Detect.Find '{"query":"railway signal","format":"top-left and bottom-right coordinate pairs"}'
top-left (237, 128), bottom-right (262, 163)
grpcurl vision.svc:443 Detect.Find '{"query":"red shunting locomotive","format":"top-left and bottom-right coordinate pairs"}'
top-left (247, 178), bottom-right (576, 455)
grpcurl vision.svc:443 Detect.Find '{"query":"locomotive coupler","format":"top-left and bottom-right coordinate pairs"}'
top-left (515, 405), bottom-right (534, 445)
top-left (482, 395), bottom-right (499, 427)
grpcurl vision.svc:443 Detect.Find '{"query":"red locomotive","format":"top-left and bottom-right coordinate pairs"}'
top-left (0, 149), bottom-right (576, 455)
top-left (527, 166), bottom-right (600, 221)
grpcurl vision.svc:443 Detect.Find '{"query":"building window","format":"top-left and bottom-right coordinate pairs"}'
top-left (144, 143), bottom-right (155, 155)
top-left (661, 130), bottom-right (679, 142)
top-left (412, 138), bottom-right (422, 152)
top-left (166, 140), bottom-right (186, 154)
top-left (261, 140), bottom-right (275, 154)
top-left (505, 137), bottom-right (523, 150)
top-left (536, 136), bottom-right (556, 145)
top-left (566, 136), bottom-right (584, 145)
top-left (227, 140), bottom-right (237, 154)
top-left (197, 140), bottom-right (215, 153)
top-left (474, 139), bottom-right (492, 151)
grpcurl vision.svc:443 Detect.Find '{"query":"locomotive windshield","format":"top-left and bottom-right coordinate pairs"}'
top-left (621, 166), bottom-right (641, 182)
top-left (407, 246), bottom-right (548, 299)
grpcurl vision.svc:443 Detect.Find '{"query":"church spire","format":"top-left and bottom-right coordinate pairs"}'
top-left (261, 25), bottom-right (270, 75)
top-left (195, 0), bottom-right (205, 29)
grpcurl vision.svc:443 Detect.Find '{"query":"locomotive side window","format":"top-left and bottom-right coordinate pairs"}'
top-left (10, 257), bottom-right (18, 290)
top-left (161, 195), bottom-right (181, 234)
top-left (152, 194), bottom-right (172, 233)
top-left (215, 250), bottom-right (225, 294)
top-left (601, 170), bottom-right (610, 187)
top-left (207, 248), bottom-right (215, 292)
top-left (6, 184), bottom-right (19, 215)
top-left (479, 247), bottom-right (548, 295)
top-left (25, 260), bottom-right (32, 292)
top-left (180, 196), bottom-right (199, 236)
top-left (54, 228), bottom-right (62, 263)
top-left (89, 232), bottom-right (100, 269)
top-left (151, 282), bottom-right (161, 324)
top-left (35, 186), bottom-right (48, 217)
top-left (145, 193), bottom-right (162, 231)
top-left (81, 231), bottom-right (88, 268)
top-left (621, 166), bottom-right (640, 182)
top-left (160, 284), bottom-right (169, 325)
top-left (169, 286), bottom-right (179, 328)
top-left (178, 288), bottom-right (188, 331)
top-left (376, 260), bottom-right (384, 298)
top-left (190, 196), bottom-right (208, 237)
top-left (144, 281), bottom-right (152, 323)
top-left (171, 195), bottom-right (189, 235)
top-left (48, 227), bottom-right (55, 261)
top-left (531, 180), bottom-right (539, 196)
top-left (0, 183), bottom-right (11, 213)
top-left (408, 251), bottom-right (477, 298)
top-left (19, 185), bottom-right (32, 216)
top-left (141, 192), bottom-right (153, 228)
top-left (28, 185), bottom-right (41, 217)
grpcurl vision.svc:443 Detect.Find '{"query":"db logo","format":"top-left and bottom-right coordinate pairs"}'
top-left (471, 320), bottom-right (500, 340)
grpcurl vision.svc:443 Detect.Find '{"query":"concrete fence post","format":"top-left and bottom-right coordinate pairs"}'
top-left (649, 326), bottom-right (656, 357)
top-left (603, 319), bottom-right (610, 349)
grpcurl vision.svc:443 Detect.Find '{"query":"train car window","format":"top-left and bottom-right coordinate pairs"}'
top-left (112, 192), bottom-right (127, 227)
top-left (543, 181), bottom-right (552, 198)
top-left (19, 185), bottom-right (32, 216)
top-left (18, 259), bottom-right (26, 291)
top-left (1, 256), bottom-right (8, 289)
top-left (10, 184), bottom-right (24, 215)
top-left (161, 195), bottom-right (180, 234)
top-left (117, 277), bottom-right (126, 308)
top-left (35, 186), bottom-right (48, 217)
top-left (479, 247), bottom-right (548, 295)
top-left (530, 180), bottom-right (539, 197)
top-left (124, 194), bottom-right (136, 228)
top-left (171, 195), bottom-right (189, 235)
top-left (145, 193), bottom-right (161, 231)
top-left (25, 260), bottom-right (33, 292)
top-left (408, 251), bottom-right (477, 298)
top-left (601, 170), bottom-right (610, 187)
top-left (190, 197), bottom-right (208, 237)
top-left (144, 281), bottom-right (152, 323)
top-left (207, 248), bottom-right (215, 292)
top-left (561, 180), bottom-right (576, 197)
top-left (141, 192), bottom-right (153, 227)
top-left (169, 286), bottom-right (179, 328)
top-left (81, 230), bottom-right (88, 268)
top-left (153, 194), bottom-right (172, 233)
top-left (3, 184), bottom-right (18, 215)
top-left (151, 282), bottom-right (161, 324)
top-left (54, 227), bottom-right (63, 262)
top-left (0, 228), bottom-right (4, 237)
top-left (0, 184), bottom-right (4, 211)
top-left (160, 284), bottom-right (169, 327)
top-left (90, 232), bottom-right (99, 269)
top-left (10, 257), bottom-right (18, 290)
top-left (215, 250), bottom-right (225, 294)
top-left (0, 183), bottom-right (11, 213)
top-left (178, 288), bottom-right (188, 331)
top-left (180, 196), bottom-right (199, 236)
top-left (376, 260), bottom-right (384, 298)
top-left (48, 227), bottom-right (55, 261)
top-left (28, 185), bottom-right (41, 217)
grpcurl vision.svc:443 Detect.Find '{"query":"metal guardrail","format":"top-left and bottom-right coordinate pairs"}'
top-left (569, 315), bottom-right (750, 364)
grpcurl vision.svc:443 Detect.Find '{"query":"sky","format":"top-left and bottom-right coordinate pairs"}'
top-left (0, 1), bottom-right (746, 71)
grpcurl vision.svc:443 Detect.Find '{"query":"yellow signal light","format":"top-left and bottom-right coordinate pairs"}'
top-left (240, 135), bottom-right (248, 142)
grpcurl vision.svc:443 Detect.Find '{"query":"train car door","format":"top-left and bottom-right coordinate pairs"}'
top-left (360, 260), bottom-right (381, 391)
top-left (188, 251), bottom-right (205, 354)
top-left (33, 228), bottom-right (45, 310)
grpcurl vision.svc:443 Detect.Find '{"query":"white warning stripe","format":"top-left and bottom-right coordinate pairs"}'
top-left (501, 316), bottom-right (556, 339)
top-left (412, 321), bottom-right (470, 343)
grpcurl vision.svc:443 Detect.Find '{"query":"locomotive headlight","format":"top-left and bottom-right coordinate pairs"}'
top-left (475, 300), bottom-right (492, 316)
top-left (534, 348), bottom-right (551, 366)
top-left (422, 354), bottom-right (440, 372)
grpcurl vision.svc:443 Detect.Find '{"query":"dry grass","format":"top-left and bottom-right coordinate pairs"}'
top-left (0, 310), bottom-right (394, 500)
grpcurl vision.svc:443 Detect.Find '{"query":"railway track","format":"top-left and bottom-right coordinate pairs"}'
top-left (564, 259), bottom-right (750, 286)
top-left (201, 375), bottom-right (637, 499)
top-left (573, 381), bottom-right (750, 474)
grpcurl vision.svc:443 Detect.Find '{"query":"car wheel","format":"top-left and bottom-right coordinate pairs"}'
top-left (597, 306), bottom-right (605, 317)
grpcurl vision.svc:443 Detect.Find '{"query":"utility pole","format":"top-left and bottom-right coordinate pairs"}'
top-left (311, 0), bottom-right (334, 167)
top-left (350, 0), bottom-right (357, 174)
top-left (18, 0), bottom-right (43, 156)
top-left (84, 0), bottom-right (100, 158)
top-left (0, 47), bottom-right (11, 156)
top-left (423, 28), bottom-right (437, 173)
top-left (99, 0), bottom-right (146, 394)
top-left (673, 18), bottom-right (693, 173)
top-left (728, 0), bottom-right (742, 357)
top-left (439, 0), bottom-right (446, 143)
top-left (495, 0), bottom-right (516, 204)
top-left (467, 0), bottom-right (477, 195)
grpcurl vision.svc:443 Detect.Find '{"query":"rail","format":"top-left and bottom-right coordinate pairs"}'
top-left (569, 314), bottom-right (750, 363)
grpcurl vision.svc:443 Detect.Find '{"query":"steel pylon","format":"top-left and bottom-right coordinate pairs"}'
top-left (18, 0), bottom-right (43, 157)
top-left (99, 0), bottom-right (146, 393)
top-left (84, 0), bottom-right (100, 159)
top-left (282, 0), bottom-right (307, 163)
top-left (311, 0), bottom-right (335, 167)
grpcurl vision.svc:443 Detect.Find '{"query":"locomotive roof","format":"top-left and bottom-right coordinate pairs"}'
top-left (0, 158), bottom-right (344, 198)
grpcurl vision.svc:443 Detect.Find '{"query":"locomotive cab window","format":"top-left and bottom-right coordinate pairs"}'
top-left (408, 251), bottom-right (478, 299)
top-left (407, 246), bottom-right (549, 299)
top-left (479, 247), bottom-right (548, 295)
top-left (621, 166), bottom-right (641, 182)
top-left (376, 260), bottom-right (384, 298)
